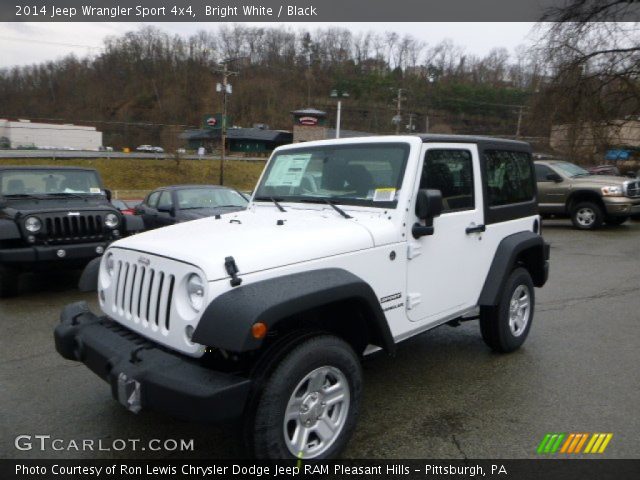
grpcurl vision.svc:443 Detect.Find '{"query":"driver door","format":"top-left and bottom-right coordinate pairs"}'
top-left (406, 143), bottom-right (489, 324)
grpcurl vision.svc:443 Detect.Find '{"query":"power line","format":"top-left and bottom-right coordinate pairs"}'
top-left (0, 36), bottom-right (101, 50)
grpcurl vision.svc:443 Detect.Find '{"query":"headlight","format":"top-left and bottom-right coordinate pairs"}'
top-left (24, 216), bottom-right (42, 233)
top-left (105, 213), bottom-right (119, 228)
top-left (601, 185), bottom-right (623, 196)
top-left (105, 253), bottom-right (115, 276)
top-left (186, 273), bottom-right (205, 312)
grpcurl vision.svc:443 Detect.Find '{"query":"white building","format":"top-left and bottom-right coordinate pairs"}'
top-left (0, 119), bottom-right (103, 150)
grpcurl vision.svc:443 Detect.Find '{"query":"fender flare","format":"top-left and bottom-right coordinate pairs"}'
top-left (478, 231), bottom-right (549, 306)
top-left (0, 219), bottom-right (21, 241)
top-left (192, 268), bottom-right (395, 354)
top-left (78, 257), bottom-right (101, 292)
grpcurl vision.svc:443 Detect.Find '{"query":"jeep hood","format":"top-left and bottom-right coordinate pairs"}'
top-left (111, 207), bottom-right (398, 281)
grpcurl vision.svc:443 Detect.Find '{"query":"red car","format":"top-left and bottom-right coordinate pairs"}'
top-left (110, 199), bottom-right (138, 215)
top-left (587, 164), bottom-right (620, 176)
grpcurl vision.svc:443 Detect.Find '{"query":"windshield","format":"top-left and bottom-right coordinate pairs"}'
top-left (176, 188), bottom-right (248, 209)
top-left (253, 143), bottom-right (410, 207)
top-left (0, 169), bottom-right (103, 196)
top-left (553, 162), bottom-right (590, 178)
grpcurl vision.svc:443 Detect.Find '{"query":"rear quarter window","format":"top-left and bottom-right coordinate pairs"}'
top-left (484, 150), bottom-right (535, 206)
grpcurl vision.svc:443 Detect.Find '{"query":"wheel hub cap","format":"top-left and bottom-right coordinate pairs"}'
top-left (508, 285), bottom-right (531, 337)
top-left (283, 366), bottom-right (350, 458)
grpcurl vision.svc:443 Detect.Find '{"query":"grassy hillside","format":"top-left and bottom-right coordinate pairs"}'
top-left (0, 158), bottom-right (266, 198)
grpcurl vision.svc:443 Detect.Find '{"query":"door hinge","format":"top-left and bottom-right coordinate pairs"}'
top-left (407, 242), bottom-right (422, 259)
top-left (406, 293), bottom-right (422, 310)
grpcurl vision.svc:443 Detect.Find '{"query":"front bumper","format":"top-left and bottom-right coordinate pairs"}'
top-left (603, 197), bottom-right (640, 216)
top-left (54, 302), bottom-right (251, 422)
top-left (0, 241), bottom-right (108, 264)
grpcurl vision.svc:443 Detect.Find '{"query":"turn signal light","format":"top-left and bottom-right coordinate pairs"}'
top-left (251, 322), bottom-right (268, 339)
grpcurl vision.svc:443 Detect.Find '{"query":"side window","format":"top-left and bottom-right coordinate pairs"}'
top-left (157, 191), bottom-right (173, 210)
top-left (421, 149), bottom-right (474, 213)
top-left (535, 164), bottom-right (554, 182)
top-left (146, 191), bottom-right (160, 208)
top-left (484, 150), bottom-right (535, 206)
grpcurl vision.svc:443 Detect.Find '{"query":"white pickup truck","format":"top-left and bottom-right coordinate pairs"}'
top-left (55, 135), bottom-right (549, 459)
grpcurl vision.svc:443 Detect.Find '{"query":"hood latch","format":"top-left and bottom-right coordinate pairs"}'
top-left (224, 256), bottom-right (242, 287)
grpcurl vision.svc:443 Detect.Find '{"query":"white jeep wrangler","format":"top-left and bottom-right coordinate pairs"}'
top-left (55, 135), bottom-right (549, 459)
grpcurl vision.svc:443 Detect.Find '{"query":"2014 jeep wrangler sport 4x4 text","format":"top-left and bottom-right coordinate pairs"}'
top-left (55, 135), bottom-right (549, 459)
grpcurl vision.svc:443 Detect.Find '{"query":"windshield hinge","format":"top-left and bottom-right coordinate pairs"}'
top-left (224, 256), bottom-right (242, 287)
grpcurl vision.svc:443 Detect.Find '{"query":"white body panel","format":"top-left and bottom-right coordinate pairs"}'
top-left (95, 135), bottom-right (539, 357)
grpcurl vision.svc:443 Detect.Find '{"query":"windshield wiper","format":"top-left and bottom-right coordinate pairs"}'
top-left (254, 196), bottom-right (286, 212)
top-left (323, 199), bottom-right (352, 219)
top-left (1, 193), bottom-right (47, 200)
top-left (45, 192), bottom-right (88, 200)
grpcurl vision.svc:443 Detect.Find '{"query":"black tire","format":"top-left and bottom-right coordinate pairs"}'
top-left (570, 201), bottom-right (604, 230)
top-left (0, 265), bottom-right (19, 298)
top-left (247, 334), bottom-right (362, 459)
top-left (480, 267), bottom-right (535, 353)
top-left (604, 215), bottom-right (629, 226)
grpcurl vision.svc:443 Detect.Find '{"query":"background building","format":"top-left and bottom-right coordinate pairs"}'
top-left (0, 119), bottom-right (103, 150)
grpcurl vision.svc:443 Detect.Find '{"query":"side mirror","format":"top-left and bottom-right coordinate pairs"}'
top-left (413, 189), bottom-right (443, 238)
top-left (104, 189), bottom-right (112, 202)
top-left (415, 189), bottom-right (443, 220)
top-left (546, 173), bottom-right (563, 183)
top-left (157, 205), bottom-right (175, 216)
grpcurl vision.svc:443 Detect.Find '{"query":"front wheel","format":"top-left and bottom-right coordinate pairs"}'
top-left (248, 335), bottom-right (362, 459)
top-left (570, 201), bottom-right (604, 230)
top-left (480, 267), bottom-right (535, 353)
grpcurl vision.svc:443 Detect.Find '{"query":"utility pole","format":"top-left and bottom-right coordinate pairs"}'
top-left (215, 60), bottom-right (238, 185)
top-left (392, 88), bottom-right (406, 135)
top-left (516, 106), bottom-right (524, 138)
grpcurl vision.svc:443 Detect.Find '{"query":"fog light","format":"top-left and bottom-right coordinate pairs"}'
top-left (27, 235), bottom-right (36, 243)
top-left (56, 249), bottom-right (66, 258)
top-left (112, 229), bottom-right (120, 238)
top-left (96, 246), bottom-right (104, 254)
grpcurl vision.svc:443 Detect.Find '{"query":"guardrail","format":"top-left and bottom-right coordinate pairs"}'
top-left (0, 150), bottom-right (269, 162)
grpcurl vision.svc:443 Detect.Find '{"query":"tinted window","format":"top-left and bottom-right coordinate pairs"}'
top-left (146, 191), bottom-right (160, 207)
top-left (158, 191), bottom-right (173, 210)
top-left (535, 164), bottom-right (554, 182)
top-left (484, 150), bottom-right (535, 206)
top-left (421, 149), bottom-right (474, 212)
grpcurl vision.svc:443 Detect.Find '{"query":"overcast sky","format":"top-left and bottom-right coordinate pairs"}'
top-left (0, 22), bottom-right (538, 68)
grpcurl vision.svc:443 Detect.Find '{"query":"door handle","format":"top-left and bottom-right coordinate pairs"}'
top-left (465, 224), bottom-right (486, 234)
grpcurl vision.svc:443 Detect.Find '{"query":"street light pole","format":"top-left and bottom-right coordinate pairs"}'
top-left (215, 60), bottom-right (238, 185)
top-left (330, 89), bottom-right (349, 139)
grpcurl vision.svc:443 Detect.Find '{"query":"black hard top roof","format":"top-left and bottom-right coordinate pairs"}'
top-left (417, 134), bottom-right (531, 149)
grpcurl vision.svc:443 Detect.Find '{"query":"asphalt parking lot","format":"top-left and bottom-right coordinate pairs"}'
top-left (1, 219), bottom-right (639, 460)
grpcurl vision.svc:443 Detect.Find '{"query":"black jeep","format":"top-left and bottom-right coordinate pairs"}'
top-left (0, 166), bottom-right (143, 297)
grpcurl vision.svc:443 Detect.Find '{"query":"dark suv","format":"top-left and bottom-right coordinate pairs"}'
top-left (0, 166), bottom-right (142, 296)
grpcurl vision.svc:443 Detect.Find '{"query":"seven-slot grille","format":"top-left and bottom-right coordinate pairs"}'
top-left (43, 213), bottom-right (106, 243)
top-left (626, 180), bottom-right (640, 198)
top-left (112, 260), bottom-right (176, 333)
